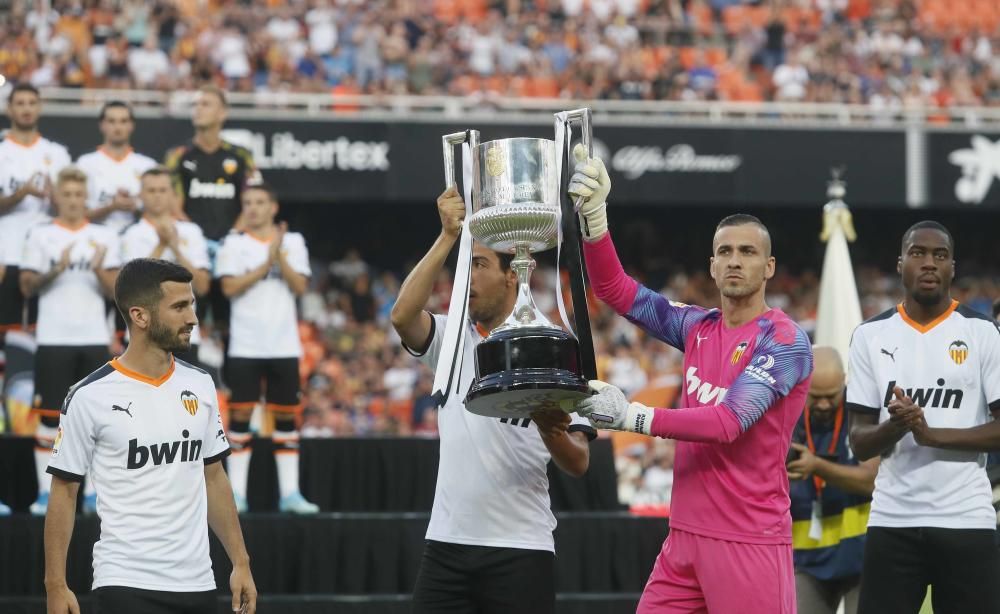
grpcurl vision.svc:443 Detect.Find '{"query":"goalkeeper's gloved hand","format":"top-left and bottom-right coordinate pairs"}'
top-left (567, 143), bottom-right (610, 241)
top-left (572, 380), bottom-right (653, 434)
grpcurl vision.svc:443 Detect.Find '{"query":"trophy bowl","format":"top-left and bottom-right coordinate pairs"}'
top-left (468, 138), bottom-right (560, 253)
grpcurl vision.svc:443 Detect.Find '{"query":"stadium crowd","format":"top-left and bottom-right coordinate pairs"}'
top-left (2, 0), bottom-right (1000, 106)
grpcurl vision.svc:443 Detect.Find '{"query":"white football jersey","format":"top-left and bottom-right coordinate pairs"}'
top-left (120, 218), bottom-right (210, 345)
top-left (405, 314), bottom-right (596, 552)
top-left (847, 301), bottom-right (1000, 529)
top-left (0, 135), bottom-right (71, 265)
top-left (20, 221), bottom-right (121, 346)
top-left (215, 231), bottom-right (310, 358)
top-left (48, 357), bottom-right (229, 591)
top-left (76, 147), bottom-right (157, 233)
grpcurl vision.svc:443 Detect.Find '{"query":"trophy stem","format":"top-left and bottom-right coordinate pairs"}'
top-left (495, 242), bottom-right (555, 331)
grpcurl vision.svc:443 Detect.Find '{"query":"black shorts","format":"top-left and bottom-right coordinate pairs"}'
top-left (226, 356), bottom-right (301, 411)
top-left (0, 266), bottom-right (38, 329)
top-left (92, 586), bottom-right (216, 614)
top-left (412, 540), bottom-right (555, 614)
top-left (33, 345), bottom-right (111, 414)
top-left (858, 526), bottom-right (1000, 614)
top-left (197, 278), bottom-right (230, 329)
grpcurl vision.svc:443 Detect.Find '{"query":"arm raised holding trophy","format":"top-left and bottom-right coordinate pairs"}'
top-left (567, 146), bottom-right (814, 613)
top-left (391, 122), bottom-right (596, 611)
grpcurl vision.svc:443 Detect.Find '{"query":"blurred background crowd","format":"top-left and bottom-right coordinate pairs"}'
top-left (2, 0), bottom-right (1000, 107)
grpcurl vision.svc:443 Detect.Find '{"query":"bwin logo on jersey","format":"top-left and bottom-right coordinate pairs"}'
top-left (685, 366), bottom-right (729, 404)
top-left (189, 178), bottom-right (236, 199)
top-left (883, 379), bottom-right (964, 410)
top-left (127, 429), bottom-right (203, 469)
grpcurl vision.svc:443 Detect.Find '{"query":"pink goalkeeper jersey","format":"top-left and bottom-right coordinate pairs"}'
top-left (584, 233), bottom-right (813, 545)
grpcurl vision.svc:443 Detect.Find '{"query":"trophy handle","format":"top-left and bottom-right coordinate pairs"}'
top-left (556, 108), bottom-right (598, 381)
top-left (563, 108), bottom-right (593, 159)
top-left (442, 130), bottom-right (480, 189)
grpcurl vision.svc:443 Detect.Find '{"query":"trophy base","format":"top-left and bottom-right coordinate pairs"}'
top-left (465, 326), bottom-right (591, 419)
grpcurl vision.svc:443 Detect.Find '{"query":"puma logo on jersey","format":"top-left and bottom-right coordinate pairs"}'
top-left (883, 379), bottom-right (963, 410)
top-left (189, 178), bottom-right (235, 199)
top-left (881, 347), bottom-right (898, 362)
top-left (182, 160), bottom-right (197, 171)
top-left (685, 366), bottom-right (729, 404)
top-left (127, 429), bottom-right (203, 469)
top-left (112, 402), bottom-right (133, 418)
top-left (695, 332), bottom-right (709, 347)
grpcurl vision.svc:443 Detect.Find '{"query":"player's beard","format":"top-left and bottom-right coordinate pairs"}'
top-left (912, 287), bottom-right (945, 306)
top-left (469, 294), bottom-right (507, 327)
top-left (149, 314), bottom-right (192, 353)
top-left (720, 280), bottom-right (759, 299)
top-left (12, 119), bottom-right (37, 132)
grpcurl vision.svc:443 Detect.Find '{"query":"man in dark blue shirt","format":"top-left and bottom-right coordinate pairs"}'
top-left (787, 347), bottom-right (879, 614)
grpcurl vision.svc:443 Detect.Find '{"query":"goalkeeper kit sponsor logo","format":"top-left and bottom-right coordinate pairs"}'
top-left (127, 429), bottom-right (203, 469)
top-left (221, 129), bottom-right (390, 172)
top-left (744, 354), bottom-right (777, 385)
top-left (685, 367), bottom-right (729, 404)
top-left (882, 379), bottom-right (963, 410)
top-left (611, 143), bottom-right (742, 179)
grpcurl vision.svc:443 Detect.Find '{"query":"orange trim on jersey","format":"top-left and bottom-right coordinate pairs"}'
top-left (35, 445), bottom-right (54, 452)
top-left (475, 322), bottom-right (490, 338)
top-left (98, 146), bottom-right (134, 163)
top-left (245, 230), bottom-right (272, 244)
top-left (274, 449), bottom-right (300, 455)
top-left (0, 323), bottom-right (27, 332)
top-left (31, 408), bottom-right (62, 418)
top-left (52, 218), bottom-right (90, 232)
top-left (5, 134), bottom-right (41, 148)
top-left (896, 300), bottom-right (958, 334)
top-left (109, 357), bottom-right (175, 387)
top-left (266, 403), bottom-right (302, 414)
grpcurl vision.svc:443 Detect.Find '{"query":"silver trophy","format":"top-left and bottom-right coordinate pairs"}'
top-left (442, 109), bottom-right (596, 419)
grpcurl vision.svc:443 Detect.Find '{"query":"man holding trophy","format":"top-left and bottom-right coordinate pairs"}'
top-left (390, 116), bottom-right (598, 613)
top-left (567, 147), bottom-right (814, 612)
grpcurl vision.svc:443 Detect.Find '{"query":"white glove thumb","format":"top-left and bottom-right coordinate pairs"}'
top-left (568, 144), bottom-right (610, 241)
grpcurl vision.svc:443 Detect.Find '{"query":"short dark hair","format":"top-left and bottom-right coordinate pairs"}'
top-left (115, 259), bottom-right (193, 327)
top-left (8, 83), bottom-right (40, 103)
top-left (902, 220), bottom-right (954, 255)
top-left (715, 213), bottom-right (772, 256)
top-left (243, 182), bottom-right (278, 203)
top-left (99, 100), bottom-right (134, 122)
top-left (497, 251), bottom-right (514, 272)
top-left (197, 84), bottom-right (228, 107)
top-left (141, 165), bottom-right (172, 181)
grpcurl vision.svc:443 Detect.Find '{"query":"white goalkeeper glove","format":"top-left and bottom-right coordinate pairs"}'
top-left (574, 380), bottom-right (654, 435)
top-left (567, 143), bottom-right (610, 241)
